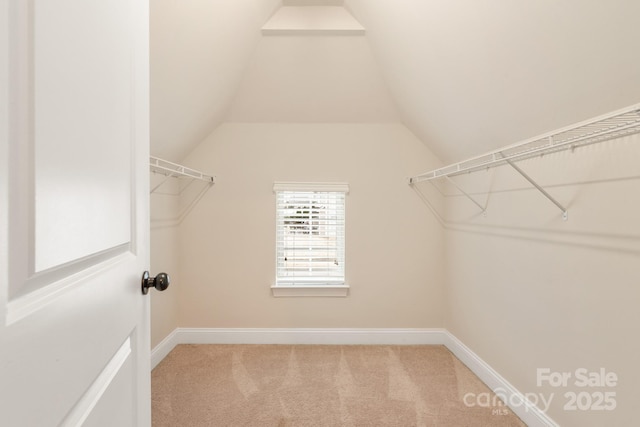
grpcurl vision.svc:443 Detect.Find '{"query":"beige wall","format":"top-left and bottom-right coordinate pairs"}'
top-left (150, 227), bottom-right (180, 348)
top-left (441, 134), bottom-right (640, 426)
top-left (175, 122), bottom-right (445, 328)
top-left (149, 176), bottom-right (181, 348)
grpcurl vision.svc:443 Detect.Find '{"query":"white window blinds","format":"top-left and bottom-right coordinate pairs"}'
top-left (274, 182), bottom-right (348, 285)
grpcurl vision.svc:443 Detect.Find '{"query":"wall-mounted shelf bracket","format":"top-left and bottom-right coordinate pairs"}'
top-left (503, 156), bottom-right (568, 221)
top-left (445, 176), bottom-right (486, 216)
top-left (149, 156), bottom-right (216, 225)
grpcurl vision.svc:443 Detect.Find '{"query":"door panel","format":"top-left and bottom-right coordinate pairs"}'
top-left (1, 1), bottom-right (150, 426)
top-left (61, 337), bottom-right (134, 427)
top-left (82, 355), bottom-right (135, 427)
top-left (33, 0), bottom-right (132, 272)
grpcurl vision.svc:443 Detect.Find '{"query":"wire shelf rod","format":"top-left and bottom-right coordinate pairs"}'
top-left (409, 103), bottom-right (640, 184)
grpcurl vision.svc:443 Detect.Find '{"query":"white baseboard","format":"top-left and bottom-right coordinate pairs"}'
top-left (150, 328), bottom-right (179, 370)
top-left (444, 332), bottom-right (558, 427)
top-left (177, 327), bottom-right (447, 345)
top-left (150, 327), bottom-right (557, 426)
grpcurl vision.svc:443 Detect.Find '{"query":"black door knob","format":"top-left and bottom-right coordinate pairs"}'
top-left (141, 271), bottom-right (170, 295)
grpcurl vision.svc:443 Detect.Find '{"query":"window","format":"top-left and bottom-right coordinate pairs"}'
top-left (273, 182), bottom-right (349, 297)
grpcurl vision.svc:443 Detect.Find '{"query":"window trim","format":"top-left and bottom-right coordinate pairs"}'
top-left (272, 182), bottom-right (349, 297)
top-left (270, 284), bottom-right (349, 297)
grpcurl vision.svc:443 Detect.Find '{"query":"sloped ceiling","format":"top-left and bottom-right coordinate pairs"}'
top-left (345, 0), bottom-right (640, 162)
top-left (150, 0), bottom-right (640, 163)
top-left (150, 0), bottom-right (281, 161)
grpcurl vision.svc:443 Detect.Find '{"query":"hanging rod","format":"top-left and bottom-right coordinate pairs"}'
top-left (409, 103), bottom-right (640, 184)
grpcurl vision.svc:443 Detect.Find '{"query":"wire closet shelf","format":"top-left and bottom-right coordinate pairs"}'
top-left (149, 156), bottom-right (215, 194)
top-left (409, 104), bottom-right (640, 184)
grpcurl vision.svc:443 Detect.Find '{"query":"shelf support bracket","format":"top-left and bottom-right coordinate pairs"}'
top-left (150, 173), bottom-right (173, 194)
top-left (445, 176), bottom-right (486, 215)
top-left (503, 158), bottom-right (568, 221)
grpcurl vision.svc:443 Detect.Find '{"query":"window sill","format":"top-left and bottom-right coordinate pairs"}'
top-left (271, 284), bottom-right (349, 297)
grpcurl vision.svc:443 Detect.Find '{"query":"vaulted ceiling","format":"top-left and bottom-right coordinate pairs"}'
top-left (150, 0), bottom-right (640, 164)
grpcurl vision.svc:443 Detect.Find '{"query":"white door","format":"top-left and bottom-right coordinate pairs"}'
top-left (0, 1), bottom-right (151, 426)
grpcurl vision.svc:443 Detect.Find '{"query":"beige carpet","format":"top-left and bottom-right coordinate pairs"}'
top-left (152, 344), bottom-right (526, 426)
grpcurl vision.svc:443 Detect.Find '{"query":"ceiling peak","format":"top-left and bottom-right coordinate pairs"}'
top-left (263, 4), bottom-right (364, 36)
top-left (283, 0), bottom-right (344, 6)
